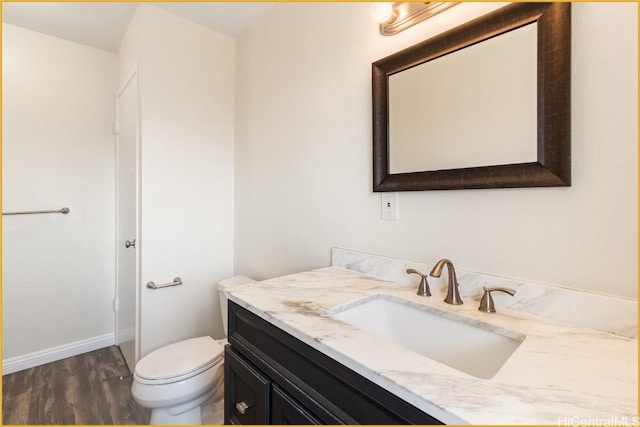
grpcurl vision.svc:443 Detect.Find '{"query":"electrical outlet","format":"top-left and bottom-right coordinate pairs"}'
top-left (381, 193), bottom-right (399, 220)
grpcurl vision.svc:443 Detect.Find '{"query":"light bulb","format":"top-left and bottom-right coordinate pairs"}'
top-left (370, 2), bottom-right (394, 24)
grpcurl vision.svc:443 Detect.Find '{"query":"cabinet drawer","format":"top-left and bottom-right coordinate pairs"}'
top-left (224, 346), bottom-right (270, 425)
top-left (228, 301), bottom-right (443, 424)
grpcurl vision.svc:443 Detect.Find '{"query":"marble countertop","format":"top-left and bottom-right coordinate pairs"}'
top-left (225, 267), bottom-right (638, 425)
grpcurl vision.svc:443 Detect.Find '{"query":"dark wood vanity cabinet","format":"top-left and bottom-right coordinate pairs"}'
top-left (225, 301), bottom-right (444, 425)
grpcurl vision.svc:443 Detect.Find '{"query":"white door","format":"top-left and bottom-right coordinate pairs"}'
top-left (115, 71), bottom-right (139, 372)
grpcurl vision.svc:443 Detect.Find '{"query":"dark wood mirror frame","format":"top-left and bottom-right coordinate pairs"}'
top-left (372, 2), bottom-right (571, 192)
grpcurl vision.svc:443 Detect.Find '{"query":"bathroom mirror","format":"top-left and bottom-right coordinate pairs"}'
top-left (372, 3), bottom-right (571, 191)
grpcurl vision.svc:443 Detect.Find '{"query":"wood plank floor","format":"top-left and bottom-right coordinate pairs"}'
top-left (2, 346), bottom-right (150, 425)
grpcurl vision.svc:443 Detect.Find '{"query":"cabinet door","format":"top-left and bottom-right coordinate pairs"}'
top-left (225, 346), bottom-right (270, 425)
top-left (271, 385), bottom-right (321, 425)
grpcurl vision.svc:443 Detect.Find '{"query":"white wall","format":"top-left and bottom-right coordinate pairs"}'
top-left (2, 24), bottom-right (117, 359)
top-left (2, 1), bottom-right (635, 370)
top-left (118, 5), bottom-right (236, 355)
top-left (234, 3), bottom-right (638, 298)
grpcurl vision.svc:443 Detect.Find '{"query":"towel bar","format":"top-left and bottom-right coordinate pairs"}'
top-left (3, 207), bottom-right (70, 216)
top-left (146, 277), bottom-right (183, 290)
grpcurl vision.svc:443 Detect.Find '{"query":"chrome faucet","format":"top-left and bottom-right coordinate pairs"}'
top-left (430, 259), bottom-right (463, 305)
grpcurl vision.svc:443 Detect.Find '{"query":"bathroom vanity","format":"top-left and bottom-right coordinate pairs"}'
top-left (225, 301), bottom-right (442, 424)
top-left (222, 256), bottom-right (637, 425)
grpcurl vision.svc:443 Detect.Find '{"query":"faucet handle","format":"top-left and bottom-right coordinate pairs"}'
top-left (406, 269), bottom-right (431, 297)
top-left (478, 287), bottom-right (515, 313)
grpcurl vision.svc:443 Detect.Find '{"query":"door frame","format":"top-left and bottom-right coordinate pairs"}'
top-left (114, 66), bottom-right (142, 363)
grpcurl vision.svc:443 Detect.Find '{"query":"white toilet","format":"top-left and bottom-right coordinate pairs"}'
top-left (131, 275), bottom-right (255, 424)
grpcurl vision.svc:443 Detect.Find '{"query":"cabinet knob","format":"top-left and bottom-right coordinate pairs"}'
top-left (235, 401), bottom-right (250, 415)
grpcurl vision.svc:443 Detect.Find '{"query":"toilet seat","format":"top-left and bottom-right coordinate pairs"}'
top-left (134, 336), bottom-right (224, 385)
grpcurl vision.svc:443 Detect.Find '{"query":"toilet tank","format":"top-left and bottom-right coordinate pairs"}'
top-left (218, 275), bottom-right (255, 335)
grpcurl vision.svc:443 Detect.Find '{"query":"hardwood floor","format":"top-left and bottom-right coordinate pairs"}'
top-left (2, 346), bottom-right (150, 425)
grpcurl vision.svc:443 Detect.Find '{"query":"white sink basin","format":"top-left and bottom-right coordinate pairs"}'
top-left (329, 294), bottom-right (525, 379)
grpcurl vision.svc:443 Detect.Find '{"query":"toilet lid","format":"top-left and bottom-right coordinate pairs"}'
top-left (135, 336), bottom-right (224, 382)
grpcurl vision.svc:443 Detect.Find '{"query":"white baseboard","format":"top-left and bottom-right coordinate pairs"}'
top-left (2, 333), bottom-right (116, 375)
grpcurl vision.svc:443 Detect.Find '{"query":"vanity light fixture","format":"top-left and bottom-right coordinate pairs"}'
top-left (371, 2), bottom-right (458, 36)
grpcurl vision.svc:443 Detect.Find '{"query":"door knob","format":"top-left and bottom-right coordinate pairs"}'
top-left (125, 239), bottom-right (136, 249)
